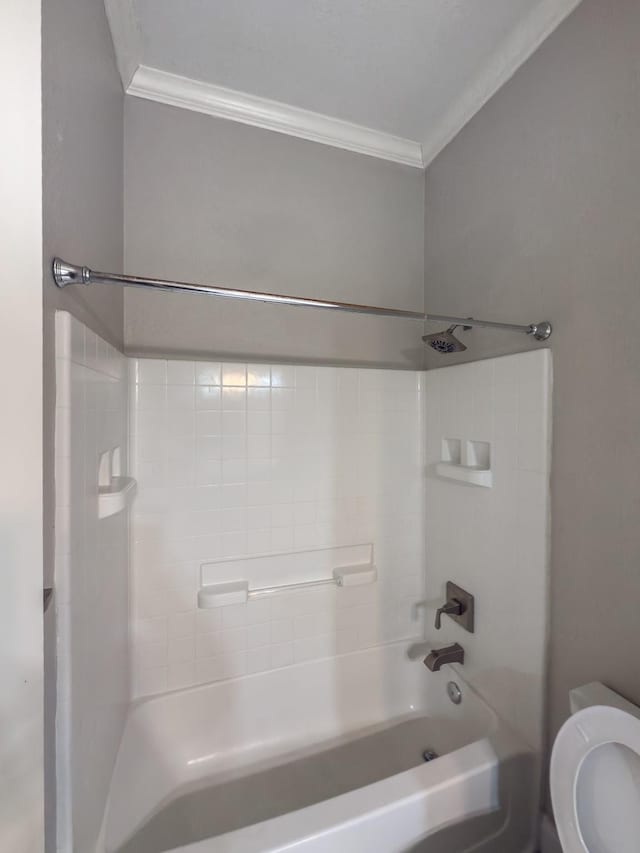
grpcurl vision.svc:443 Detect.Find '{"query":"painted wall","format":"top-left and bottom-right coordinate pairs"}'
top-left (129, 359), bottom-right (424, 697)
top-left (54, 313), bottom-right (130, 852)
top-left (41, 2), bottom-right (124, 845)
top-left (424, 351), bottom-right (551, 754)
top-left (42, 0), bottom-right (125, 591)
top-left (123, 99), bottom-right (425, 368)
top-left (423, 0), bottom-right (640, 803)
top-left (0, 1), bottom-right (44, 849)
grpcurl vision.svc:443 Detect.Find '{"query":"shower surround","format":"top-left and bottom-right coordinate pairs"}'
top-left (54, 312), bottom-right (551, 851)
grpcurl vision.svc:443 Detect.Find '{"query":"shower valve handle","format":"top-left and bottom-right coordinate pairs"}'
top-left (435, 598), bottom-right (464, 630)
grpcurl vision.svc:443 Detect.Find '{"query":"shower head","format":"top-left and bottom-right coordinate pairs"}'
top-left (422, 325), bottom-right (468, 354)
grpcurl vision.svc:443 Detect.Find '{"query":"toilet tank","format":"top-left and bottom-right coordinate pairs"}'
top-left (570, 682), bottom-right (640, 717)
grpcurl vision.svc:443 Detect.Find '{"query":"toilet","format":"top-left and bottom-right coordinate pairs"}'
top-left (550, 682), bottom-right (640, 852)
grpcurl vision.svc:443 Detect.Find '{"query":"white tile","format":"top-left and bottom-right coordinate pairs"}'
top-left (136, 384), bottom-right (166, 411)
top-left (197, 435), bottom-right (222, 461)
top-left (247, 529), bottom-right (271, 554)
top-left (196, 610), bottom-right (221, 634)
top-left (270, 619), bottom-right (293, 644)
top-left (222, 364), bottom-right (247, 386)
top-left (248, 435), bottom-right (270, 459)
top-left (246, 598), bottom-right (271, 625)
top-left (270, 643), bottom-right (294, 669)
top-left (222, 459), bottom-right (247, 484)
top-left (167, 385), bottom-right (195, 410)
top-left (222, 387), bottom-right (246, 410)
top-left (294, 634), bottom-right (335, 663)
top-left (246, 506), bottom-right (271, 530)
top-left (271, 388), bottom-right (294, 411)
top-left (196, 386), bottom-right (222, 410)
top-left (271, 365), bottom-right (295, 388)
top-left (222, 627), bottom-right (247, 652)
top-left (222, 411), bottom-right (246, 434)
top-left (294, 366), bottom-right (316, 389)
top-left (222, 603), bottom-right (247, 628)
top-left (196, 632), bottom-right (222, 658)
top-left (136, 640), bottom-right (167, 669)
top-left (247, 388), bottom-right (271, 411)
top-left (167, 360), bottom-right (195, 385)
top-left (247, 411), bottom-right (270, 435)
top-left (168, 635), bottom-right (195, 664)
top-left (196, 656), bottom-right (224, 683)
top-left (137, 359), bottom-right (167, 384)
top-left (247, 622), bottom-right (271, 649)
top-left (136, 666), bottom-right (167, 696)
top-left (247, 364), bottom-right (271, 387)
top-left (196, 410), bottom-right (222, 435)
top-left (195, 362), bottom-right (221, 386)
top-left (196, 460), bottom-right (221, 486)
top-left (270, 527), bottom-right (294, 552)
top-left (167, 661), bottom-right (196, 690)
top-left (246, 647), bottom-right (271, 674)
top-left (168, 612), bottom-right (195, 638)
top-left (219, 483), bottom-right (247, 508)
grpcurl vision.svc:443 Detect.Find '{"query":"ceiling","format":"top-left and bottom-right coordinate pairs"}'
top-left (106, 0), bottom-right (582, 168)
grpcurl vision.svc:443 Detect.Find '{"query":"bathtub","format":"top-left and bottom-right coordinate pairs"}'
top-left (105, 642), bottom-right (538, 853)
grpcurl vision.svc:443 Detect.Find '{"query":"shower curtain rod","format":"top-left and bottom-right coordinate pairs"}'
top-left (52, 258), bottom-right (552, 340)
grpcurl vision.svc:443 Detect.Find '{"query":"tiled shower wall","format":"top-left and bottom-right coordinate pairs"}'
top-left (54, 313), bottom-right (129, 852)
top-left (130, 361), bottom-right (424, 697)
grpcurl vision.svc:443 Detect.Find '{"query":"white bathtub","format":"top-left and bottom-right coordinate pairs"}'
top-left (105, 642), bottom-right (538, 853)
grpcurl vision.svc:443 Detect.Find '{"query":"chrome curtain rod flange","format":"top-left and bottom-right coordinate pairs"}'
top-left (52, 258), bottom-right (552, 339)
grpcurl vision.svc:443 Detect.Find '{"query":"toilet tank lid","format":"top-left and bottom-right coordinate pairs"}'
top-left (570, 682), bottom-right (640, 718)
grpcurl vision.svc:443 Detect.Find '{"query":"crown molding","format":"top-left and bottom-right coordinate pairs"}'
top-left (421, 0), bottom-right (583, 165)
top-left (126, 66), bottom-right (424, 169)
top-left (104, 0), bottom-right (142, 89)
top-left (107, 0), bottom-right (581, 168)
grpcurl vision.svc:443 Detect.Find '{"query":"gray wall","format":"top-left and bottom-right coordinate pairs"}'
top-left (123, 99), bottom-right (425, 368)
top-left (41, 0), bottom-right (124, 847)
top-left (423, 0), bottom-right (640, 809)
top-left (42, 0), bottom-right (124, 579)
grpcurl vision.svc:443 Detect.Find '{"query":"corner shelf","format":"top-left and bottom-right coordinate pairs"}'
top-left (98, 476), bottom-right (137, 519)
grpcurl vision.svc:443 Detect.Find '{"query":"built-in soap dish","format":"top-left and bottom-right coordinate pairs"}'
top-left (435, 438), bottom-right (492, 488)
top-left (97, 447), bottom-right (137, 518)
top-left (98, 476), bottom-right (137, 519)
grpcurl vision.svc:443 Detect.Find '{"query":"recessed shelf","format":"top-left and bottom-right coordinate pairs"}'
top-left (435, 438), bottom-right (493, 488)
top-left (435, 462), bottom-right (493, 488)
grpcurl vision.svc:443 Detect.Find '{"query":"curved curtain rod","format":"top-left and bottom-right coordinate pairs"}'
top-left (52, 258), bottom-right (552, 340)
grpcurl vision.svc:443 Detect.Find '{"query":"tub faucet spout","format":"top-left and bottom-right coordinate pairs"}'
top-left (423, 642), bottom-right (464, 672)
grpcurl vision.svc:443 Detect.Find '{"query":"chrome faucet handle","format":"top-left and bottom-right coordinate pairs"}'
top-left (435, 597), bottom-right (464, 630)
